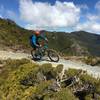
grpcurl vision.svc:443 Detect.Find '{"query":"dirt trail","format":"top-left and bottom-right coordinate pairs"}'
top-left (0, 50), bottom-right (29, 59)
top-left (0, 50), bottom-right (100, 78)
top-left (37, 59), bottom-right (100, 78)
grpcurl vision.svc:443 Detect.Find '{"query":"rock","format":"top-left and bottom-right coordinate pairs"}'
top-left (47, 79), bottom-right (61, 92)
top-left (61, 76), bottom-right (76, 87)
top-left (36, 72), bottom-right (46, 82)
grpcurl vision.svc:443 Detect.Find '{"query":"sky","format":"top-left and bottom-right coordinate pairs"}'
top-left (0, 0), bottom-right (100, 33)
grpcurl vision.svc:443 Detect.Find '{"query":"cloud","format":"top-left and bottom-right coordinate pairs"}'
top-left (19, 0), bottom-right (80, 30)
top-left (25, 23), bottom-right (67, 31)
top-left (76, 8), bottom-right (100, 33)
top-left (0, 15), bottom-right (3, 18)
top-left (76, 21), bottom-right (100, 33)
top-left (0, 5), bottom-right (17, 20)
top-left (76, 13), bottom-right (100, 33)
top-left (0, 4), bottom-right (21, 25)
top-left (6, 10), bottom-right (20, 23)
top-left (86, 13), bottom-right (100, 23)
top-left (7, 10), bottom-right (17, 19)
top-left (0, 5), bottom-right (5, 17)
top-left (77, 4), bottom-right (88, 10)
top-left (75, 1), bottom-right (100, 34)
top-left (25, 24), bottom-right (47, 30)
top-left (19, 0), bottom-right (100, 33)
top-left (95, 0), bottom-right (100, 11)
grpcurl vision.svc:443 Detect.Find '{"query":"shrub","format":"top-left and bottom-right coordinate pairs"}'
top-left (0, 62), bottom-right (38, 99)
top-left (40, 63), bottom-right (57, 80)
top-left (0, 60), bottom-right (3, 64)
top-left (55, 64), bottom-right (63, 74)
top-left (82, 56), bottom-right (100, 66)
top-left (0, 59), bottom-right (99, 100)
top-left (52, 88), bottom-right (78, 100)
top-left (64, 68), bottom-right (79, 77)
top-left (80, 74), bottom-right (98, 84)
top-left (85, 94), bottom-right (93, 100)
top-left (5, 58), bottom-right (30, 68)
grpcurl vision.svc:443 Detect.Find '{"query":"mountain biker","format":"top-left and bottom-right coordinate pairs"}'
top-left (30, 31), bottom-right (59, 62)
top-left (30, 30), bottom-right (48, 50)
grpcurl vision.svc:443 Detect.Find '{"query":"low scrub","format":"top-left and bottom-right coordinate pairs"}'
top-left (82, 56), bottom-right (100, 66)
top-left (0, 59), bottom-right (100, 99)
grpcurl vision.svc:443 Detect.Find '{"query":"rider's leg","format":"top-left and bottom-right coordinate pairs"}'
top-left (35, 48), bottom-right (38, 57)
top-left (31, 43), bottom-right (38, 58)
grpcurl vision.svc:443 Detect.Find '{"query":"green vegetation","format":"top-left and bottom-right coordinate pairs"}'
top-left (0, 59), bottom-right (77, 100)
top-left (82, 56), bottom-right (100, 66)
top-left (70, 31), bottom-right (100, 56)
top-left (0, 59), bottom-right (100, 99)
top-left (51, 88), bottom-right (77, 100)
top-left (0, 18), bottom-right (32, 52)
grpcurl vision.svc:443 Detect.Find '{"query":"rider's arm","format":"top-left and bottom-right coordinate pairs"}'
top-left (44, 37), bottom-right (48, 43)
top-left (39, 36), bottom-right (48, 43)
top-left (32, 35), bottom-right (40, 47)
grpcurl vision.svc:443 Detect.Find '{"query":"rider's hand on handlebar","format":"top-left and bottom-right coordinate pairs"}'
top-left (45, 38), bottom-right (48, 43)
top-left (36, 44), bottom-right (41, 48)
top-left (39, 44), bottom-right (42, 48)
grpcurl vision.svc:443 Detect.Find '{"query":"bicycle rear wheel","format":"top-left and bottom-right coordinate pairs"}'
top-left (48, 49), bottom-right (59, 62)
top-left (31, 49), bottom-right (42, 60)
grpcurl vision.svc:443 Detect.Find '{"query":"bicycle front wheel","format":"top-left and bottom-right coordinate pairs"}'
top-left (47, 49), bottom-right (59, 62)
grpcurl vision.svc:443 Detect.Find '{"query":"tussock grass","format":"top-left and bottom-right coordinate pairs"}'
top-left (0, 59), bottom-right (100, 99)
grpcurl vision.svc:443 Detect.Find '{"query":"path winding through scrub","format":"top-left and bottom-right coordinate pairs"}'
top-left (0, 50), bottom-right (100, 78)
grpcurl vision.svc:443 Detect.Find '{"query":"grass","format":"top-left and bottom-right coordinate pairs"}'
top-left (82, 56), bottom-right (100, 66)
top-left (0, 59), bottom-right (100, 99)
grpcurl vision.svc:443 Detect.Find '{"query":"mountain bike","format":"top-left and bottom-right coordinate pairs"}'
top-left (31, 44), bottom-right (59, 62)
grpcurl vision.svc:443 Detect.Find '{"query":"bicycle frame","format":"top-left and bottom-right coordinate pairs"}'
top-left (36, 43), bottom-right (48, 58)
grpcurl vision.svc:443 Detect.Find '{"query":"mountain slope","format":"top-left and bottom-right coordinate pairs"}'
top-left (70, 31), bottom-right (100, 56)
top-left (46, 31), bottom-right (89, 56)
top-left (0, 18), bottom-right (31, 51)
top-left (0, 18), bottom-right (100, 56)
top-left (46, 31), bottom-right (100, 56)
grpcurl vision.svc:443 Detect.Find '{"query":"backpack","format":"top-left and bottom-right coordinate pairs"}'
top-left (29, 35), bottom-right (33, 44)
top-left (29, 35), bottom-right (33, 40)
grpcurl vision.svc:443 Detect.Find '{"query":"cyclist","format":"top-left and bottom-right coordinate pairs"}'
top-left (30, 30), bottom-right (48, 52)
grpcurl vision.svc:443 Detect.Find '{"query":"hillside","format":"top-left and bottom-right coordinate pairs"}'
top-left (0, 18), bottom-right (100, 56)
top-left (47, 31), bottom-right (89, 56)
top-left (70, 31), bottom-right (100, 56)
top-left (0, 18), bottom-right (31, 51)
top-left (46, 31), bottom-right (100, 56)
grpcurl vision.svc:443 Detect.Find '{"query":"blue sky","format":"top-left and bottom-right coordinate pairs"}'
top-left (0, 0), bottom-right (100, 33)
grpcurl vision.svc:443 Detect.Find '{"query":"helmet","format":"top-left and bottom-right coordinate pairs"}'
top-left (35, 31), bottom-right (40, 35)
